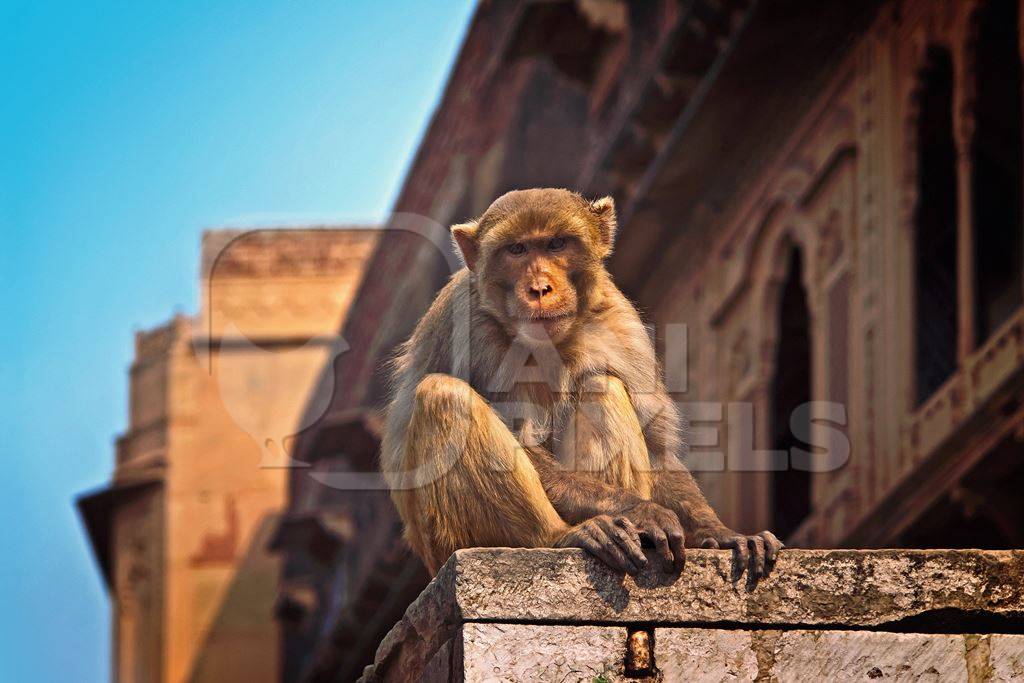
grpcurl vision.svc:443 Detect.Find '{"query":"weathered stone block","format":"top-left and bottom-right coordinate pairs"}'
top-left (446, 547), bottom-right (1024, 626)
top-left (773, 631), bottom-right (967, 681)
top-left (461, 624), bottom-right (626, 682)
top-left (992, 634), bottom-right (1024, 680)
top-left (358, 548), bottom-right (1024, 682)
top-left (656, 628), bottom-right (759, 680)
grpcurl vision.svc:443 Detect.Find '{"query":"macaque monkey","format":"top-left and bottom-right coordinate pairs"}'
top-left (381, 188), bottom-right (782, 578)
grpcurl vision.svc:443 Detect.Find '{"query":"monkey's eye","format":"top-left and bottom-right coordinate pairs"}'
top-left (506, 243), bottom-right (527, 256)
top-left (547, 237), bottom-right (567, 252)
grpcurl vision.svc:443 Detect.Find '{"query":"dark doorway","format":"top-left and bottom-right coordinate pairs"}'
top-left (914, 46), bottom-right (960, 405)
top-left (770, 249), bottom-right (812, 540)
top-left (972, 0), bottom-right (1024, 345)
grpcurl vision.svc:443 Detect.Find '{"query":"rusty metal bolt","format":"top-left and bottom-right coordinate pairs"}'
top-left (626, 629), bottom-right (653, 675)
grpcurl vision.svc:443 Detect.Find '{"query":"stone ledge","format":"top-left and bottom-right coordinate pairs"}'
top-left (445, 547), bottom-right (1024, 626)
top-left (359, 548), bottom-right (1024, 682)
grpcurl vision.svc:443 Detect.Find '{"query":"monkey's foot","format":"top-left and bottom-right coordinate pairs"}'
top-left (699, 529), bottom-right (784, 584)
top-left (555, 515), bottom-right (648, 575)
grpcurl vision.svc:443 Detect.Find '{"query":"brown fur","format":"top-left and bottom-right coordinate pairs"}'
top-left (382, 188), bottom-right (782, 577)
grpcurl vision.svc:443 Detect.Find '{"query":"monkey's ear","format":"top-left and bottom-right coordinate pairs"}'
top-left (589, 196), bottom-right (617, 255)
top-left (451, 221), bottom-right (480, 271)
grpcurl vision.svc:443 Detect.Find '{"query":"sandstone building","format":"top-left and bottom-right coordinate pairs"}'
top-left (79, 228), bottom-right (378, 682)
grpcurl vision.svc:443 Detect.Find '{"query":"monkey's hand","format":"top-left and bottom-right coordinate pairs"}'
top-left (554, 515), bottom-right (648, 575)
top-left (611, 500), bottom-right (686, 571)
top-left (698, 529), bottom-right (784, 582)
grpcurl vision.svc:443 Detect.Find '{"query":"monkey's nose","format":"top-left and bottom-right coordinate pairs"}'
top-left (528, 283), bottom-right (554, 300)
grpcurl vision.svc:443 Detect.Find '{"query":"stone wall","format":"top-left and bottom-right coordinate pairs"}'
top-left (359, 548), bottom-right (1024, 682)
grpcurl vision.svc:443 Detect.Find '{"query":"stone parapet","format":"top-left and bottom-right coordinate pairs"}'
top-left (358, 548), bottom-right (1024, 682)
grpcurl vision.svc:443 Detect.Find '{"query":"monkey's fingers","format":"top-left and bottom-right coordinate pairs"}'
top-left (700, 538), bottom-right (720, 549)
top-left (557, 523), bottom-right (636, 574)
top-left (749, 535), bottom-right (767, 579)
top-left (606, 517), bottom-right (647, 571)
top-left (664, 524), bottom-right (686, 571)
top-left (640, 525), bottom-right (674, 570)
top-left (589, 528), bottom-right (634, 573)
top-left (613, 515), bottom-right (641, 541)
top-left (759, 530), bottom-right (784, 563)
top-left (582, 524), bottom-right (641, 575)
top-left (722, 535), bottom-right (750, 581)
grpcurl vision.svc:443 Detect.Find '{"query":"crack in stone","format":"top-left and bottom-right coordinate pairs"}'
top-left (965, 633), bottom-right (994, 683)
top-left (751, 629), bottom-right (782, 682)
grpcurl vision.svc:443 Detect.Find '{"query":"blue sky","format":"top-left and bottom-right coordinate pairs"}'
top-left (0, 1), bottom-right (475, 679)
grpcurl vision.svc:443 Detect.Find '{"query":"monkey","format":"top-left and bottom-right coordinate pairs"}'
top-left (380, 188), bottom-right (782, 579)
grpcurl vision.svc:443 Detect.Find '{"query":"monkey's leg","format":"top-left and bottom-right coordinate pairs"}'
top-left (551, 375), bottom-right (687, 569)
top-left (560, 375), bottom-right (653, 498)
top-left (639, 392), bottom-right (785, 581)
top-left (395, 373), bottom-right (646, 575)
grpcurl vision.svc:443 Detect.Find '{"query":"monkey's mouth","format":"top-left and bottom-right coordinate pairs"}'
top-left (512, 312), bottom-right (574, 343)
top-left (507, 305), bottom-right (574, 323)
top-left (523, 311), bottom-right (575, 331)
top-left (531, 311), bottom-right (573, 322)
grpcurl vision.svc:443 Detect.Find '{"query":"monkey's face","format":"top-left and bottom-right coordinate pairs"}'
top-left (484, 229), bottom-right (584, 344)
top-left (451, 189), bottom-right (618, 346)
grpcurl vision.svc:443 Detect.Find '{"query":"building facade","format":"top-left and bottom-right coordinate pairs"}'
top-left (281, 0), bottom-right (1024, 679)
top-left (79, 228), bottom-right (378, 683)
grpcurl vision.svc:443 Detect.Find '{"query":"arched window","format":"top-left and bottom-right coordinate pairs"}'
top-left (914, 46), bottom-right (959, 405)
top-left (972, 0), bottom-right (1023, 344)
top-left (770, 249), bottom-right (811, 540)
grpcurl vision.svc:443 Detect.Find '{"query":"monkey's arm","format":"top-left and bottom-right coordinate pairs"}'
top-left (654, 467), bottom-right (784, 580)
top-left (526, 447), bottom-right (686, 570)
top-left (650, 460), bottom-right (730, 537)
top-left (541, 373), bottom-right (689, 569)
top-left (642, 392), bottom-right (785, 580)
top-left (525, 446), bottom-right (641, 521)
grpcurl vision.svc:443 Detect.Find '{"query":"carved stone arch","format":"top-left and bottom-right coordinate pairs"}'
top-left (751, 225), bottom-right (816, 540)
top-left (733, 161), bottom-right (819, 302)
top-left (715, 179), bottom-right (818, 393)
top-left (754, 224), bottom-right (815, 387)
top-left (800, 145), bottom-right (858, 282)
top-left (729, 197), bottom-right (796, 306)
top-left (709, 198), bottom-right (790, 331)
top-left (773, 163), bottom-right (816, 207)
top-left (742, 199), bottom-right (790, 278)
